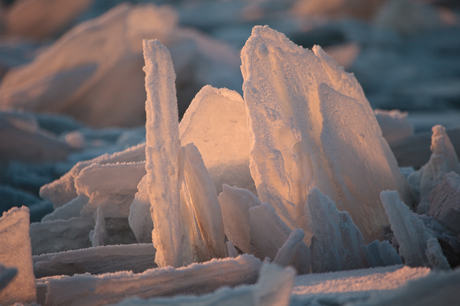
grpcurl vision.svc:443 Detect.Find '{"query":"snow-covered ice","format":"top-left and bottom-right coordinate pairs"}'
top-left (143, 39), bottom-right (183, 268)
top-left (380, 190), bottom-right (449, 269)
top-left (0, 207), bottom-right (36, 305)
top-left (241, 25), bottom-right (413, 244)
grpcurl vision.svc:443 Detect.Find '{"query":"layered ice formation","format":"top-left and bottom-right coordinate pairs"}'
top-left (241, 25), bottom-right (413, 243)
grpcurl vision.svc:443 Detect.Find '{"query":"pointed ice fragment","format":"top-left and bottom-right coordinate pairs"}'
top-left (0, 207), bottom-right (36, 305)
top-left (365, 240), bottom-right (402, 268)
top-left (305, 188), bottom-right (368, 272)
top-left (128, 175), bottom-right (153, 243)
top-left (416, 125), bottom-right (460, 214)
top-left (180, 85), bottom-right (255, 194)
top-left (183, 143), bottom-right (227, 259)
top-left (381, 190), bottom-right (449, 268)
top-left (250, 203), bottom-right (311, 274)
top-left (428, 172), bottom-right (460, 233)
top-left (143, 39), bottom-right (183, 268)
top-left (273, 228), bottom-right (308, 270)
top-left (218, 184), bottom-right (260, 254)
top-left (241, 25), bottom-right (412, 243)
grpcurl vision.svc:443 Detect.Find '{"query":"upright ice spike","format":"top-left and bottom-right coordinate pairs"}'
top-left (143, 39), bottom-right (183, 268)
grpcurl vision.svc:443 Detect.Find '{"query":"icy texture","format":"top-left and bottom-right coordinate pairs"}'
top-left (33, 244), bottom-right (156, 278)
top-left (364, 240), bottom-right (402, 268)
top-left (218, 184), bottom-right (260, 254)
top-left (0, 3), bottom-right (177, 127)
top-left (428, 172), bottom-right (460, 233)
top-left (89, 207), bottom-right (108, 247)
top-left (143, 39), bottom-right (183, 268)
top-left (43, 255), bottom-right (261, 306)
top-left (0, 265), bottom-right (17, 291)
top-left (77, 162), bottom-right (146, 218)
top-left (30, 217), bottom-right (93, 255)
top-left (305, 188), bottom-right (368, 273)
top-left (380, 190), bottom-right (449, 269)
top-left (115, 262), bottom-right (294, 306)
top-left (250, 203), bottom-right (311, 274)
top-left (128, 175), bottom-right (153, 243)
top-left (40, 142), bottom-right (146, 208)
top-left (182, 143), bottom-right (227, 259)
top-left (0, 207), bottom-right (36, 305)
top-left (227, 241), bottom-right (239, 258)
top-left (273, 229), bottom-right (308, 270)
top-left (241, 25), bottom-right (412, 243)
top-left (358, 267), bottom-right (460, 306)
top-left (291, 265), bottom-right (431, 304)
top-left (425, 238), bottom-right (450, 271)
top-left (413, 125), bottom-right (460, 214)
top-left (179, 85), bottom-right (254, 194)
top-left (374, 109), bottom-right (414, 144)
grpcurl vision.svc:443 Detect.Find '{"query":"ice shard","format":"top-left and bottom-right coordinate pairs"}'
top-left (218, 184), bottom-right (260, 254)
top-left (89, 207), bottom-right (108, 247)
top-left (182, 143), bottom-right (227, 259)
top-left (241, 25), bottom-right (412, 243)
top-left (0, 207), bottom-right (36, 305)
top-left (364, 240), bottom-right (402, 268)
top-left (428, 172), bottom-right (460, 233)
top-left (381, 190), bottom-right (449, 269)
top-left (33, 244), bottom-right (156, 278)
top-left (40, 142), bottom-right (146, 208)
top-left (305, 188), bottom-right (368, 272)
top-left (42, 255), bottom-right (261, 306)
top-left (128, 175), bottom-right (153, 243)
top-left (77, 161), bottom-right (146, 218)
top-left (250, 203), bottom-right (311, 274)
top-left (179, 85), bottom-right (254, 194)
top-left (413, 125), bottom-right (460, 214)
top-left (143, 39), bottom-right (183, 268)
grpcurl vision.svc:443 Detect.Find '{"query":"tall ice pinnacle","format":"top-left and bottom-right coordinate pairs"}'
top-left (143, 39), bottom-right (183, 267)
top-left (241, 25), bottom-right (413, 243)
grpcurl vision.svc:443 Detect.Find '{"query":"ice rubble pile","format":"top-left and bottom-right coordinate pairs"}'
top-left (2, 24), bottom-right (460, 305)
top-left (0, 3), bottom-right (242, 127)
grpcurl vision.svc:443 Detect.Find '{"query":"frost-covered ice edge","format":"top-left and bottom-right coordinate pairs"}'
top-left (1, 24), bottom-right (460, 306)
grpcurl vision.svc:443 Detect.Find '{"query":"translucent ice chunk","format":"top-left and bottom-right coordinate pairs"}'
top-left (381, 190), bottom-right (449, 269)
top-left (365, 240), bottom-right (402, 268)
top-left (77, 161), bottom-right (146, 218)
top-left (241, 25), bottom-right (412, 243)
top-left (128, 175), bottom-right (153, 243)
top-left (0, 207), bottom-right (36, 305)
top-left (40, 142), bottom-right (146, 208)
top-left (218, 184), bottom-right (260, 254)
top-left (428, 172), bottom-right (460, 233)
top-left (180, 85), bottom-right (254, 194)
top-left (183, 143), bottom-right (227, 259)
top-left (416, 125), bottom-right (460, 214)
top-left (143, 39), bottom-right (183, 268)
top-left (305, 188), bottom-right (368, 272)
top-left (250, 203), bottom-right (311, 274)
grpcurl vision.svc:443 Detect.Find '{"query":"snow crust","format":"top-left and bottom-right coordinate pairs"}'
top-left (42, 254), bottom-right (261, 306)
top-left (0, 207), bottom-right (36, 305)
top-left (241, 25), bottom-right (413, 244)
top-left (115, 262), bottom-right (295, 306)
